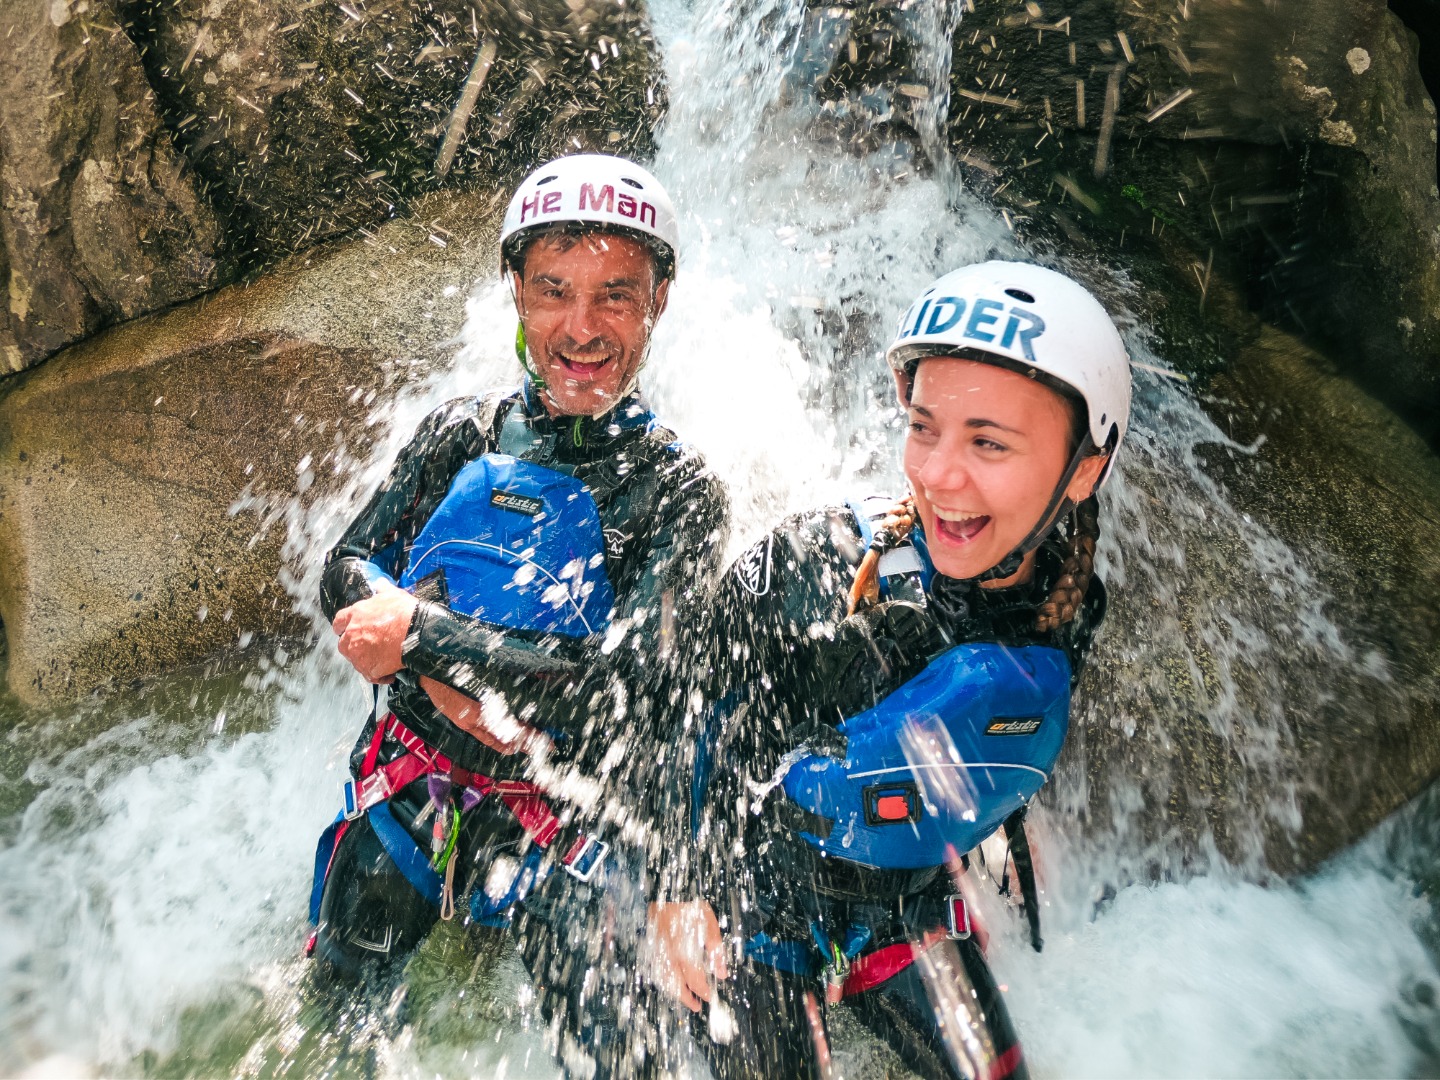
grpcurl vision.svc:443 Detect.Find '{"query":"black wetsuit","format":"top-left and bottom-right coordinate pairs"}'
top-left (683, 505), bottom-right (1104, 1080)
top-left (315, 383), bottom-right (729, 1075)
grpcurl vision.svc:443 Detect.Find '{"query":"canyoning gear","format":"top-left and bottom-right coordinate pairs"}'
top-left (687, 497), bottom-right (1100, 1080)
top-left (694, 915), bottom-right (1028, 1080)
top-left (320, 385), bottom-right (724, 778)
top-left (313, 380), bottom-right (728, 1002)
top-left (886, 261), bottom-right (1131, 478)
top-left (776, 638), bottom-right (1069, 869)
top-left (775, 502), bottom-right (1071, 871)
top-left (396, 444), bottom-right (621, 640)
top-left (500, 153), bottom-right (680, 282)
top-left (313, 392), bottom-right (648, 947)
top-left (310, 711), bottom-right (610, 939)
top-left (696, 499), bottom-right (1104, 893)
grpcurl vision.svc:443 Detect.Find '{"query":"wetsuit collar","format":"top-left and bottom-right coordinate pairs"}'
top-left (516, 379), bottom-right (655, 449)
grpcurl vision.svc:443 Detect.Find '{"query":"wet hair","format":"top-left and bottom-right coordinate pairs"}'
top-left (1034, 495), bottom-right (1100, 633)
top-left (503, 222), bottom-right (675, 289)
top-left (1033, 383), bottom-right (1103, 633)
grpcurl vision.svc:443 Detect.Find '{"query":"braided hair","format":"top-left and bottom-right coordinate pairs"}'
top-left (1034, 496), bottom-right (1100, 633)
top-left (847, 494), bottom-right (1101, 633)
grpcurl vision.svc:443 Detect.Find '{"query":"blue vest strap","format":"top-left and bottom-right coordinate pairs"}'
top-left (368, 801), bottom-right (445, 908)
top-left (309, 813), bottom-right (346, 925)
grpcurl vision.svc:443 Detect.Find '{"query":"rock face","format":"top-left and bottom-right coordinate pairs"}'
top-left (118, 0), bottom-right (665, 258)
top-left (0, 1), bottom-right (223, 375)
top-left (0, 334), bottom-right (383, 700)
top-left (0, 189), bottom-right (505, 705)
top-left (942, 0), bottom-right (1440, 440)
top-left (1056, 325), bottom-right (1440, 876)
top-left (0, 0), bottom-right (665, 378)
top-left (1209, 327), bottom-right (1440, 870)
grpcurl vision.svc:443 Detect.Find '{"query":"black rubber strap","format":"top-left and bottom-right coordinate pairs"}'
top-left (1003, 807), bottom-right (1044, 952)
top-left (766, 791), bottom-right (835, 841)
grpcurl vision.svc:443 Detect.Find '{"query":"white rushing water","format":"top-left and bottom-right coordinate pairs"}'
top-left (2, 0), bottom-right (1438, 1077)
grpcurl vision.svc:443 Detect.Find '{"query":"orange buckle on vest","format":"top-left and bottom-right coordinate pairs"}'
top-left (862, 781), bottom-right (923, 825)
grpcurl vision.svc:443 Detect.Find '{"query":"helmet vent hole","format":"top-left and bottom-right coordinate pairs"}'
top-left (1004, 288), bottom-right (1036, 303)
top-left (620, 177), bottom-right (644, 189)
top-left (1100, 413), bottom-right (1107, 424)
top-left (536, 175), bottom-right (558, 186)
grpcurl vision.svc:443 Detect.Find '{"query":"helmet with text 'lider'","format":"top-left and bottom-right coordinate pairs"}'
top-left (500, 154), bottom-right (680, 283)
top-left (885, 260), bottom-right (1131, 486)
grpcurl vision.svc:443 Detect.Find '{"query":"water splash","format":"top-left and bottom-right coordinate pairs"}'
top-left (0, 0), bottom-right (1436, 1077)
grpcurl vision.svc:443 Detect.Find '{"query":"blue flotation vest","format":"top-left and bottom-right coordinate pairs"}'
top-left (314, 395), bottom-right (657, 920)
top-left (397, 450), bottom-right (616, 636)
top-left (777, 499), bottom-right (1072, 871)
top-left (372, 395), bottom-right (661, 635)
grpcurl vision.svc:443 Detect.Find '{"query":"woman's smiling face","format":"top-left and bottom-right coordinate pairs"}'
top-left (902, 357), bottom-right (1105, 584)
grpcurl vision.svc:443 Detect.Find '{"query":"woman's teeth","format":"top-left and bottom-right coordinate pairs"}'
top-left (932, 509), bottom-right (990, 542)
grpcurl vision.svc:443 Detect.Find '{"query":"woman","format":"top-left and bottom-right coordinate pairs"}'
top-left (660, 261), bottom-right (1131, 1079)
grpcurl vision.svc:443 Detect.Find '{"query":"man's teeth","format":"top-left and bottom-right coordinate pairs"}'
top-left (560, 352), bottom-right (611, 369)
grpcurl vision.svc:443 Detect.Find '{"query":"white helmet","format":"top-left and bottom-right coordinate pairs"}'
top-left (500, 153), bottom-right (680, 281)
top-left (886, 261), bottom-right (1130, 485)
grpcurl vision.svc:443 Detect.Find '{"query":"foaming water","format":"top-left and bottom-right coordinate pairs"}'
top-left (1002, 867), bottom-right (1435, 1078)
top-left (1, 0), bottom-right (1438, 1077)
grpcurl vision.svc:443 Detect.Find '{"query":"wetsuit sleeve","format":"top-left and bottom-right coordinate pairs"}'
top-left (608, 451), bottom-right (732, 673)
top-left (665, 509), bottom-right (857, 901)
top-left (318, 396), bottom-right (498, 622)
top-left (399, 449), bottom-right (732, 755)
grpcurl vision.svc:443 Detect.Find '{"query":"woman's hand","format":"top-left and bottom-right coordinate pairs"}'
top-left (332, 580), bottom-right (417, 684)
top-left (419, 676), bottom-right (541, 756)
top-left (646, 899), bottom-right (729, 1013)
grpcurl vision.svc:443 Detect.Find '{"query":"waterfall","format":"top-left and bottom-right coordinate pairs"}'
top-left (0, 1), bottom-right (1436, 1077)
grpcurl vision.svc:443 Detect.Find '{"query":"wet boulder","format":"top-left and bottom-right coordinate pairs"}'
top-left (1059, 326), bottom-right (1440, 875)
top-left (118, 0), bottom-right (666, 262)
top-left (944, 0), bottom-right (1440, 442)
top-left (0, 1), bottom-right (223, 376)
top-left (0, 189), bottom-right (505, 706)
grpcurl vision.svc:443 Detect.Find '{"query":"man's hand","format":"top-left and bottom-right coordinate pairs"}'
top-left (419, 676), bottom-right (542, 756)
top-left (332, 580), bottom-right (417, 684)
top-left (646, 900), bottom-right (729, 1013)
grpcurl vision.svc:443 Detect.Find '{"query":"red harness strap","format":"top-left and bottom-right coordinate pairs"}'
top-left (841, 931), bottom-right (1025, 1080)
top-left (355, 713), bottom-right (565, 850)
top-left (841, 927), bottom-right (951, 997)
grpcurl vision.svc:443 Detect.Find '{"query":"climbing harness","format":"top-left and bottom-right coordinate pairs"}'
top-left (309, 710), bottom-right (610, 942)
top-left (309, 396), bottom-right (662, 944)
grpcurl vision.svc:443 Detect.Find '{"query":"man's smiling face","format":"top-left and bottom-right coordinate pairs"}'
top-left (514, 231), bottom-right (668, 418)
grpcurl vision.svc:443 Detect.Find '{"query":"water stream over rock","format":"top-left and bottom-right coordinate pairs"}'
top-left (1, 0), bottom-right (1438, 1076)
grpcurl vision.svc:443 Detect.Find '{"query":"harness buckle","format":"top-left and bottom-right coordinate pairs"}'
top-left (945, 894), bottom-right (972, 940)
top-left (341, 779), bottom-right (363, 821)
top-left (561, 835), bottom-right (609, 883)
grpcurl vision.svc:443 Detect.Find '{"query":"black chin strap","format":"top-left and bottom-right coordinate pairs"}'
top-left (973, 434), bottom-right (1095, 583)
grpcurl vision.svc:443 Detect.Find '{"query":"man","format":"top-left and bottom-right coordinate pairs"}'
top-left (308, 153), bottom-right (730, 1074)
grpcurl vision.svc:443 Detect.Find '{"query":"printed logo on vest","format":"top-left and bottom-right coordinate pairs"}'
top-left (491, 490), bottom-right (545, 517)
top-left (735, 534), bottom-right (773, 596)
top-left (603, 528), bottom-right (631, 558)
top-left (985, 717), bottom-right (1043, 736)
